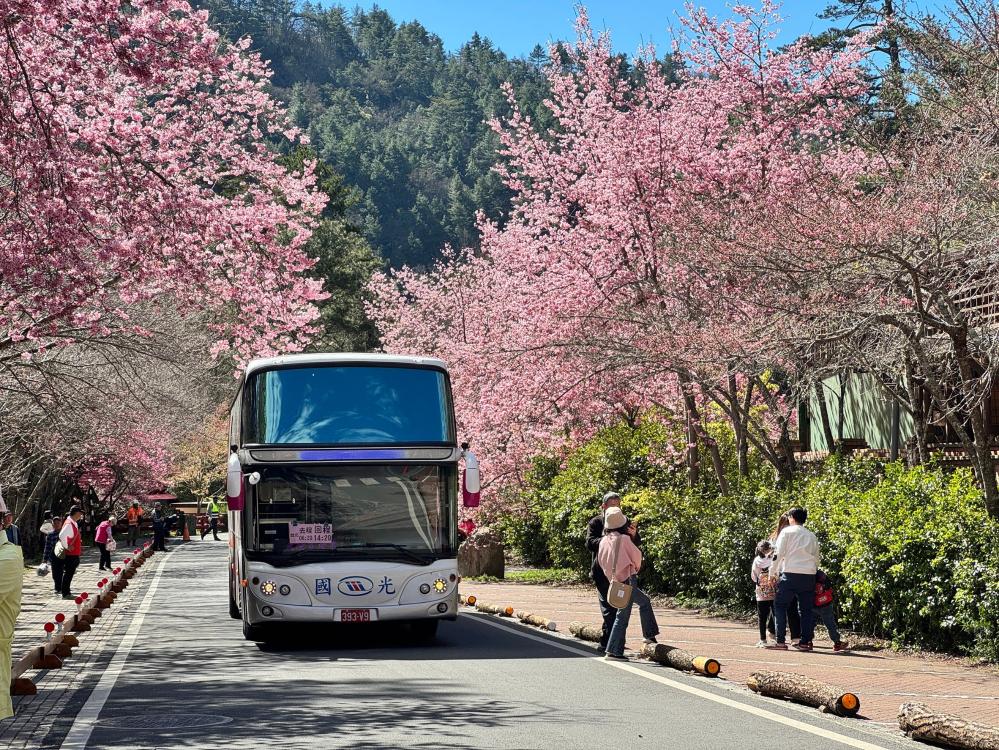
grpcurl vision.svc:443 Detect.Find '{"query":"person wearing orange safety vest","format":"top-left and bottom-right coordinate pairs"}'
top-left (126, 502), bottom-right (143, 547)
top-left (0, 492), bottom-right (24, 720)
top-left (58, 506), bottom-right (84, 600)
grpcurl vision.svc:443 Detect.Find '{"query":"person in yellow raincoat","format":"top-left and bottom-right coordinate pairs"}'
top-left (0, 498), bottom-right (24, 720)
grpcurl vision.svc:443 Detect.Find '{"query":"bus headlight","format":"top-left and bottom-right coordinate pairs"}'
top-left (260, 580), bottom-right (277, 596)
top-left (419, 583), bottom-right (431, 595)
top-left (432, 578), bottom-right (448, 594)
top-left (279, 584), bottom-right (291, 596)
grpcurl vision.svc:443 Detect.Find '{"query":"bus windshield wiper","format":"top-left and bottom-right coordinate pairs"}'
top-left (359, 543), bottom-right (434, 565)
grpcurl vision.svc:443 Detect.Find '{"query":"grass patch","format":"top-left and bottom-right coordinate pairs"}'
top-left (466, 567), bottom-right (589, 585)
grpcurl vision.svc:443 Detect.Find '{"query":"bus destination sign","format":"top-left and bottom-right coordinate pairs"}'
top-left (289, 523), bottom-right (334, 546)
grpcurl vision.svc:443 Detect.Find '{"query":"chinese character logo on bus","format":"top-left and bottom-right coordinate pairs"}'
top-left (315, 578), bottom-right (331, 596)
top-left (378, 576), bottom-right (395, 595)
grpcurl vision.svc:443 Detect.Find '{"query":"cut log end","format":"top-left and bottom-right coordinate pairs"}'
top-left (643, 644), bottom-right (721, 677)
top-left (748, 670), bottom-right (860, 717)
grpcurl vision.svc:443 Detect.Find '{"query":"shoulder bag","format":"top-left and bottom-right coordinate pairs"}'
top-left (606, 534), bottom-right (634, 609)
top-left (53, 540), bottom-right (67, 559)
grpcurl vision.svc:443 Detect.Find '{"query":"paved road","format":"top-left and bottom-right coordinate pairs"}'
top-left (51, 541), bottom-right (912, 749)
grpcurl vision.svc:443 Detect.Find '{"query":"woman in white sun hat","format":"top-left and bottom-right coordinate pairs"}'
top-left (597, 505), bottom-right (660, 660)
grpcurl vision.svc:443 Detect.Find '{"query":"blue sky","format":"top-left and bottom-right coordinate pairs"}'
top-left (343, 1), bottom-right (840, 58)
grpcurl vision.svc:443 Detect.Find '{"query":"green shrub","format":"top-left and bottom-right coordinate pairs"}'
top-left (497, 415), bottom-right (999, 661)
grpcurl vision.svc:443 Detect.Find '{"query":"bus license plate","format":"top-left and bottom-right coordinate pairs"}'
top-left (338, 609), bottom-right (375, 623)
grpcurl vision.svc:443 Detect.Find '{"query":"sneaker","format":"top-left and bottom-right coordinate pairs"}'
top-left (834, 641), bottom-right (851, 652)
top-left (642, 636), bottom-right (658, 645)
top-left (604, 653), bottom-right (628, 661)
top-left (61, 594), bottom-right (75, 600)
top-left (756, 640), bottom-right (768, 648)
top-left (793, 641), bottom-right (814, 652)
top-left (765, 642), bottom-right (788, 650)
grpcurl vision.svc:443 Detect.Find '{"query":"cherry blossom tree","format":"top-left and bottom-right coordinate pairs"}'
top-left (0, 0), bottom-right (327, 369)
top-left (0, 0), bottom-right (330, 542)
top-left (370, 3), bottom-right (875, 504)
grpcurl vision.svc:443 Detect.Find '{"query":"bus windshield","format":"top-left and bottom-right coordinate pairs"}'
top-left (247, 365), bottom-right (453, 446)
top-left (248, 465), bottom-right (456, 563)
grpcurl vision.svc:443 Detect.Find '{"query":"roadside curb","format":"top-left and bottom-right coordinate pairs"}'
top-left (459, 593), bottom-right (558, 631)
top-left (9, 542), bottom-right (157, 697)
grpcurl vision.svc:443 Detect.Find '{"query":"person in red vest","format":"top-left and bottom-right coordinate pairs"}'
top-left (58, 506), bottom-right (84, 600)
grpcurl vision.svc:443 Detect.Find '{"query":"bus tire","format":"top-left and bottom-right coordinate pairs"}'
top-left (229, 582), bottom-right (241, 620)
top-left (410, 620), bottom-right (439, 642)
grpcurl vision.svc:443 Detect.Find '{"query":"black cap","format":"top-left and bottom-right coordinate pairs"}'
top-left (68, 505), bottom-right (83, 516)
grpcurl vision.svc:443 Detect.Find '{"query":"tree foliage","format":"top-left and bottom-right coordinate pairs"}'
top-left (196, 0), bottom-right (553, 267)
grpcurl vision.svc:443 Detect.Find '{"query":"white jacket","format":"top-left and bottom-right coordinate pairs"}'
top-left (773, 524), bottom-right (820, 575)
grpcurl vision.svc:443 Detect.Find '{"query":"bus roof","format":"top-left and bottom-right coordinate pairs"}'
top-left (243, 352), bottom-right (449, 378)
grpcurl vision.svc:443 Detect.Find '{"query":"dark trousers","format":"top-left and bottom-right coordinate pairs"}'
top-left (153, 528), bottom-right (166, 551)
top-left (127, 525), bottom-right (139, 547)
top-left (757, 600), bottom-right (773, 641)
top-left (766, 596), bottom-right (800, 639)
top-left (202, 517), bottom-right (219, 540)
top-left (775, 573), bottom-right (816, 644)
top-left (97, 542), bottom-right (111, 570)
top-left (592, 568), bottom-right (616, 650)
top-left (61, 555), bottom-right (81, 596)
top-left (51, 557), bottom-right (65, 594)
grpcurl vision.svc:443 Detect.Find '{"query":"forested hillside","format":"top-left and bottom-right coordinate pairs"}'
top-left (197, 0), bottom-right (553, 268)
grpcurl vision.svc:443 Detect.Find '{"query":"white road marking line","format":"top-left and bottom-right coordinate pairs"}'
top-left (359, 478), bottom-right (379, 486)
top-left (59, 551), bottom-right (171, 750)
top-left (334, 479), bottom-right (351, 487)
top-left (465, 614), bottom-right (892, 750)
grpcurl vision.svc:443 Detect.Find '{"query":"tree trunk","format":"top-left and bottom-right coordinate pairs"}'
top-left (752, 375), bottom-right (796, 484)
top-left (515, 611), bottom-right (557, 631)
top-left (747, 670), bottom-right (860, 717)
top-left (952, 333), bottom-right (999, 518)
top-left (905, 356), bottom-right (929, 464)
top-left (728, 372), bottom-right (750, 477)
top-left (681, 379), bottom-right (700, 488)
top-left (898, 702), bottom-right (999, 750)
top-left (569, 621), bottom-right (603, 643)
top-left (969, 403), bottom-right (999, 518)
top-left (814, 380), bottom-right (836, 452)
top-left (683, 380), bottom-right (729, 494)
top-left (642, 643), bottom-right (720, 676)
top-left (836, 371), bottom-right (849, 449)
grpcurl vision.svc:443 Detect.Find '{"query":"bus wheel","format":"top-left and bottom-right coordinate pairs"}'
top-left (229, 582), bottom-right (241, 620)
top-left (410, 620), bottom-right (439, 642)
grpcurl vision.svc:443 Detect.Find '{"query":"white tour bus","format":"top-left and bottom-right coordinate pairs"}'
top-left (225, 353), bottom-right (477, 642)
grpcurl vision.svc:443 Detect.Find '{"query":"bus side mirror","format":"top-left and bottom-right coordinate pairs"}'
top-left (226, 453), bottom-right (245, 511)
top-left (461, 448), bottom-right (480, 508)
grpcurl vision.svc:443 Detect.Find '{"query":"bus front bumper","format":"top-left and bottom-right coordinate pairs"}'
top-left (245, 591), bottom-right (459, 625)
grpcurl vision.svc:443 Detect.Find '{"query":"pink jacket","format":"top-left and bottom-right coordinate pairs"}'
top-left (598, 531), bottom-right (642, 582)
top-left (95, 520), bottom-right (113, 544)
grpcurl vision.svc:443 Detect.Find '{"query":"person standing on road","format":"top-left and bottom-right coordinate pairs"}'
top-left (202, 498), bottom-right (221, 541)
top-left (0, 497), bottom-right (24, 720)
top-left (59, 506), bottom-right (85, 599)
top-left (152, 503), bottom-right (167, 551)
top-left (95, 515), bottom-right (116, 570)
top-left (767, 507), bottom-right (820, 652)
top-left (126, 502), bottom-right (143, 547)
top-left (813, 569), bottom-right (850, 652)
top-left (598, 506), bottom-right (660, 661)
top-left (586, 491), bottom-right (642, 652)
top-left (3, 510), bottom-right (20, 546)
top-left (751, 540), bottom-right (777, 647)
top-left (767, 513), bottom-right (800, 643)
top-left (45, 517), bottom-right (64, 595)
